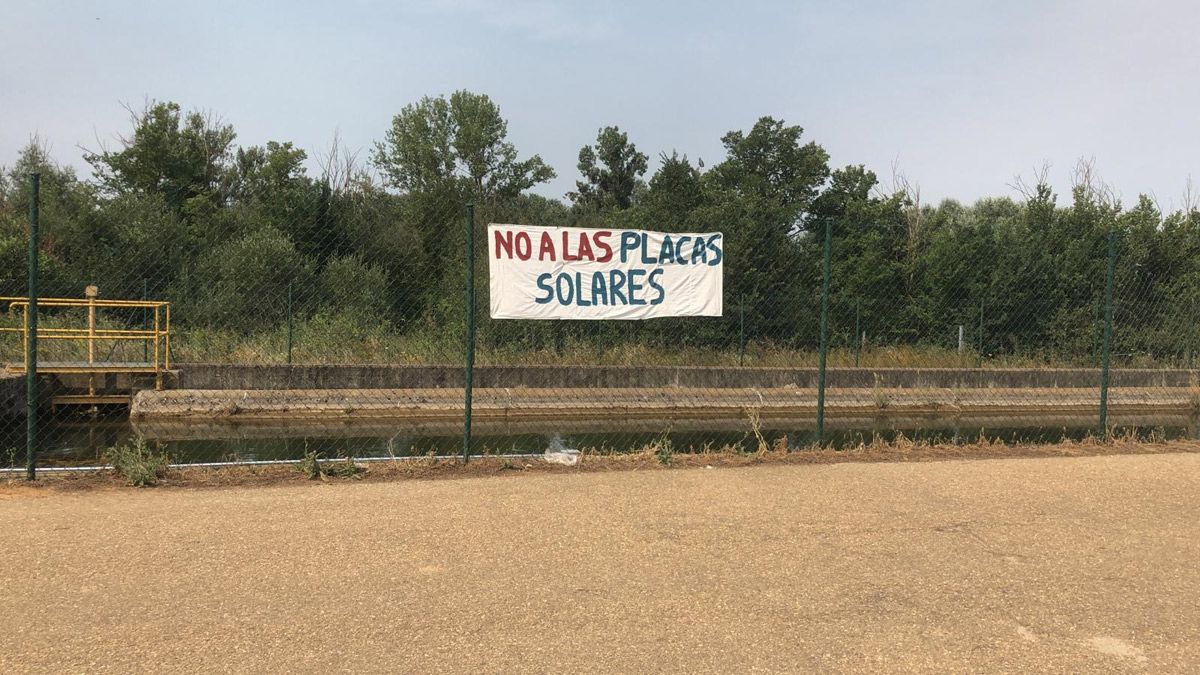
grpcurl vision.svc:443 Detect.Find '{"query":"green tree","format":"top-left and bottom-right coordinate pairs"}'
top-left (709, 116), bottom-right (830, 229)
top-left (0, 140), bottom-right (96, 292)
top-left (85, 101), bottom-right (236, 215)
top-left (641, 152), bottom-right (705, 226)
top-left (809, 166), bottom-right (910, 342)
top-left (228, 141), bottom-right (307, 204)
top-left (570, 126), bottom-right (648, 210)
top-left (911, 199), bottom-right (998, 341)
top-left (372, 90), bottom-right (555, 203)
top-left (226, 142), bottom-right (350, 265)
top-left (337, 186), bottom-right (428, 321)
top-left (696, 118), bottom-right (831, 345)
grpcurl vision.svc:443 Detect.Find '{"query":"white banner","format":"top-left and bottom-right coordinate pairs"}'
top-left (488, 224), bottom-right (723, 320)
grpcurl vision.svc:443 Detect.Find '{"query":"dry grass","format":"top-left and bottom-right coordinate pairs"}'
top-left (3, 308), bottom-right (1190, 369)
top-left (0, 311), bottom-right (152, 364)
top-left (297, 451), bottom-right (367, 480)
top-left (4, 434), bottom-right (1199, 494)
top-left (171, 337), bottom-right (1080, 368)
top-left (0, 309), bottom-right (1113, 369)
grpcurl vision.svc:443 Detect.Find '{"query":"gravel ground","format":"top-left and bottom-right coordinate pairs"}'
top-left (2, 453), bottom-right (1199, 673)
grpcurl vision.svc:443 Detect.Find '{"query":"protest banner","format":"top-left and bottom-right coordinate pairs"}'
top-left (488, 224), bottom-right (723, 320)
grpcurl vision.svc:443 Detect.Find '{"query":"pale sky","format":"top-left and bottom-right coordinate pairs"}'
top-left (3, 0), bottom-right (1197, 210)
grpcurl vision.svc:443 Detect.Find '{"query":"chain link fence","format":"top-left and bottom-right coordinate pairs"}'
top-left (3, 99), bottom-right (1199, 475)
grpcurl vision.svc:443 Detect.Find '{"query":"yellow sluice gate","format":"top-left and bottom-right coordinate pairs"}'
top-left (0, 289), bottom-right (172, 408)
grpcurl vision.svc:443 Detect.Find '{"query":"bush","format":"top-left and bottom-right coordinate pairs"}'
top-left (105, 435), bottom-right (170, 487)
top-left (189, 227), bottom-right (313, 331)
top-left (319, 255), bottom-right (391, 319)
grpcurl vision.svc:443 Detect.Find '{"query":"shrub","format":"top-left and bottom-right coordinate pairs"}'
top-left (319, 255), bottom-right (391, 318)
top-left (105, 436), bottom-right (170, 487)
top-left (190, 227), bottom-right (313, 331)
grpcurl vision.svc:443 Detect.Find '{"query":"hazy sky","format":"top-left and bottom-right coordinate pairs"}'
top-left (3, 0), bottom-right (1197, 209)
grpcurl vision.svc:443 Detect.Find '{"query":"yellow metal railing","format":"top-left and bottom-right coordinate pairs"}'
top-left (1, 293), bottom-right (172, 390)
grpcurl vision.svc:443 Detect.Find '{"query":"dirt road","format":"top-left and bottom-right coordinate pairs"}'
top-left (3, 453), bottom-right (1199, 672)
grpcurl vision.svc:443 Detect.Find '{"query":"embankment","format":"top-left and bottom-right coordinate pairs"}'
top-left (124, 364), bottom-right (1200, 438)
top-left (131, 380), bottom-right (1200, 439)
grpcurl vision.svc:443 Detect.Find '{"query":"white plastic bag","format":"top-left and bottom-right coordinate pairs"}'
top-left (543, 435), bottom-right (580, 465)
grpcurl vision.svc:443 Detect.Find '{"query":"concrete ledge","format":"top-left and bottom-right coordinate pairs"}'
top-left (133, 386), bottom-right (1200, 424)
top-left (174, 364), bottom-right (1200, 391)
top-left (50, 370), bottom-right (179, 393)
top-left (133, 409), bottom-right (1200, 443)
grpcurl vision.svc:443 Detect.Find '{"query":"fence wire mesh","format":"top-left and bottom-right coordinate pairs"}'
top-left (2, 98), bottom-right (1199, 473)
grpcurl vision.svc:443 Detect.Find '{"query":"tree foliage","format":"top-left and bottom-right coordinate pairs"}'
top-left (85, 102), bottom-right (236, 214)
top-left (372, 90), bottom-right (555, 203)
top-left (3, 93), bottom-right (1198, 366)
top-left (570, 126), bottom-right (648, 211)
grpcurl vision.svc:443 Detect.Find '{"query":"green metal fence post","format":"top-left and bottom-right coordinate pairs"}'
top-left (26, 173), bottom-right (40, 481)
top-left (816, 217), bottom-right (832, 445)
top-left (286, 281), bottom-right (294, 365)
top-left (738, 293), bottom-right (745, 366)
top-left (854, 298), bottom-right (861, 368)
top-left (462, 203), bottom-right (477, 463)
top-left (1099, 229), bottom-right (1117, 437)
top-left (1192, 296), bottom-right (1198, 370)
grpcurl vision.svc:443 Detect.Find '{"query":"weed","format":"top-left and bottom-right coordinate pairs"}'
top-left (385, 434), bottom-right (399, 462)
top-left (297, 451), bottom-right (365, 480)
top-left (1117, 427), bottom-right (1141, 444)
top-left (497, 456), bottom-right (526, 472)
top-left (646, 429), bottom-right (674, 466)
top-left (872, 373), bottom-right (891, 410)
top-left (105, 435), bottom-right (170, 487)
top-left (298, 450), bottom-right (322, 480)
top-left (746, 407), bottom-right (770, 454)
top-left (655, 444), bottom-right (673, 466)
top-left (324, 456), bottom-right (366, 478)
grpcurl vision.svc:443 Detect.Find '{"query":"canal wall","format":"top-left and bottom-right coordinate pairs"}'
top-left (174, 364), bottom-right (1200, 391)
top-left (131, 385), bottom-right (1200, 427)
top-left (0, 373), bottom-right (22, 418)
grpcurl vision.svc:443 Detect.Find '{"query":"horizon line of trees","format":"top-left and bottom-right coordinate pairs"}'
top-left (2, 91), bottom-right (1199, 364)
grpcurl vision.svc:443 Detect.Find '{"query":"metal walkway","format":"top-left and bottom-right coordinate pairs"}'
top-left (2, 290), bottom-right (172, 407)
